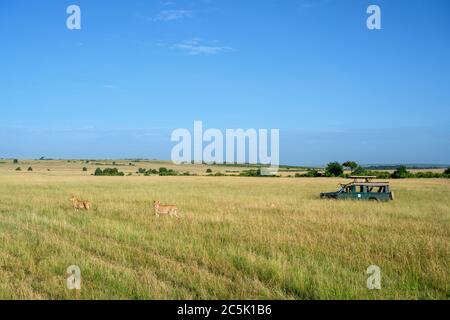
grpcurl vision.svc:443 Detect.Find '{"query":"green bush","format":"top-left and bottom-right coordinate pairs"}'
top-left (159, 167), bottom-right (178, 176)
top-left (416, 171), bottom-right (441, 178)
top-left (15, 167), bottom-right (21, 171)
top-left (27, 167), bottom-right (33, 171)
top-left (391, 166), bottom-right (412, 179)
top-left (142, 169), bottom-right (159, 176)
top-left (82, 167), bottom-right (88, 172)
top-left (325, 162), bottom-right (343, 177)
top-left (351, 166), bottom-right (366, 175)
top-left (343, 161), bottom-right (358, 171)
top-left (13, 159), bottom-right (19, 164)
top-left (373, 171), bottom-right (391, 179)
top-left (444, 167), bottom-right (450, 175)
top-left (94, 168), bottom-right (124, 176)
top-left (239, 169), bottom-right (261, 177)
top-left (298, 169), bottom-right (322, 177)
top-left (206, 168), bottom-right (213, 173)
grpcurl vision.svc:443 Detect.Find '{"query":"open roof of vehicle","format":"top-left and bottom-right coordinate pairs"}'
top-left (349, 176), bottom-right (377, 179)
top-left (341, 182), bottom-right (390, 187)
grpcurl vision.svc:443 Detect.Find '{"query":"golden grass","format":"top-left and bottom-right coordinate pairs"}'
top-left (0, 161), bottom-right (449, 299)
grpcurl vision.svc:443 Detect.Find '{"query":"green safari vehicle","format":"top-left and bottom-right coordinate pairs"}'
top-left (320, 176), bottom-right (394, 202)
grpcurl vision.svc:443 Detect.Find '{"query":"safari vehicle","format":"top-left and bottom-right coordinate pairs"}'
top-left (320, 176), bottom-right (394, 202)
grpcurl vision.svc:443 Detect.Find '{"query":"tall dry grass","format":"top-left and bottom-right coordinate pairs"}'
top-left (0, 165), bottom-right (448, 299)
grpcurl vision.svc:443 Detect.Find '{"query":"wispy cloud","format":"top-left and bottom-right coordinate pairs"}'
top-left (153, 10), bottom-right (193, 21)
top-left (172, 38), bottom-right (234, 56)
top-left (299, 0), bottom-right (331, 9)
top-left (161, 1), bottom-right (176, 6)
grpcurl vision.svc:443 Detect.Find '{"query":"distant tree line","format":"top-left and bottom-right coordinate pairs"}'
top-left (296, 161), bottom-right (450, 179)
top-left (94, 168), bottom-right (124, 176)
top-left (136, 167), bottom-right (186, 176)
top-left (239, 169), bottom-right (261, 177)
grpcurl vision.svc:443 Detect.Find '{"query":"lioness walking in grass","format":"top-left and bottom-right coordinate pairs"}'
top-left (153, 200), bottom-right (179, 218)
top-left (69, 195), bottom-right (91, 211)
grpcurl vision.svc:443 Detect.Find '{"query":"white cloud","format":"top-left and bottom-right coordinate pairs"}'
top-left (172, 38), bottom-right (233, 56)
top-left (154, 10), bottom-right (193, 21)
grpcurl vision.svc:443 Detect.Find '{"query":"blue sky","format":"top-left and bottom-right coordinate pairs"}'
top-left (0, 0), bottom-right (449, 165)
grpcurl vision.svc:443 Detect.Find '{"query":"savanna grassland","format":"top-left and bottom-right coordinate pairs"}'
top-left (0, 160), bottom-right (448, 299)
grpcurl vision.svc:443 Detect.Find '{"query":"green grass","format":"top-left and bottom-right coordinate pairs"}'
top-left (0, 162), bottom-right (449, 299)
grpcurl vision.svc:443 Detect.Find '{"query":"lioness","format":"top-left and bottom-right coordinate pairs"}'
top-left (153, 200), bottom-right (179, 218)
top-left (70, 195), bottom-right (91, 211)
